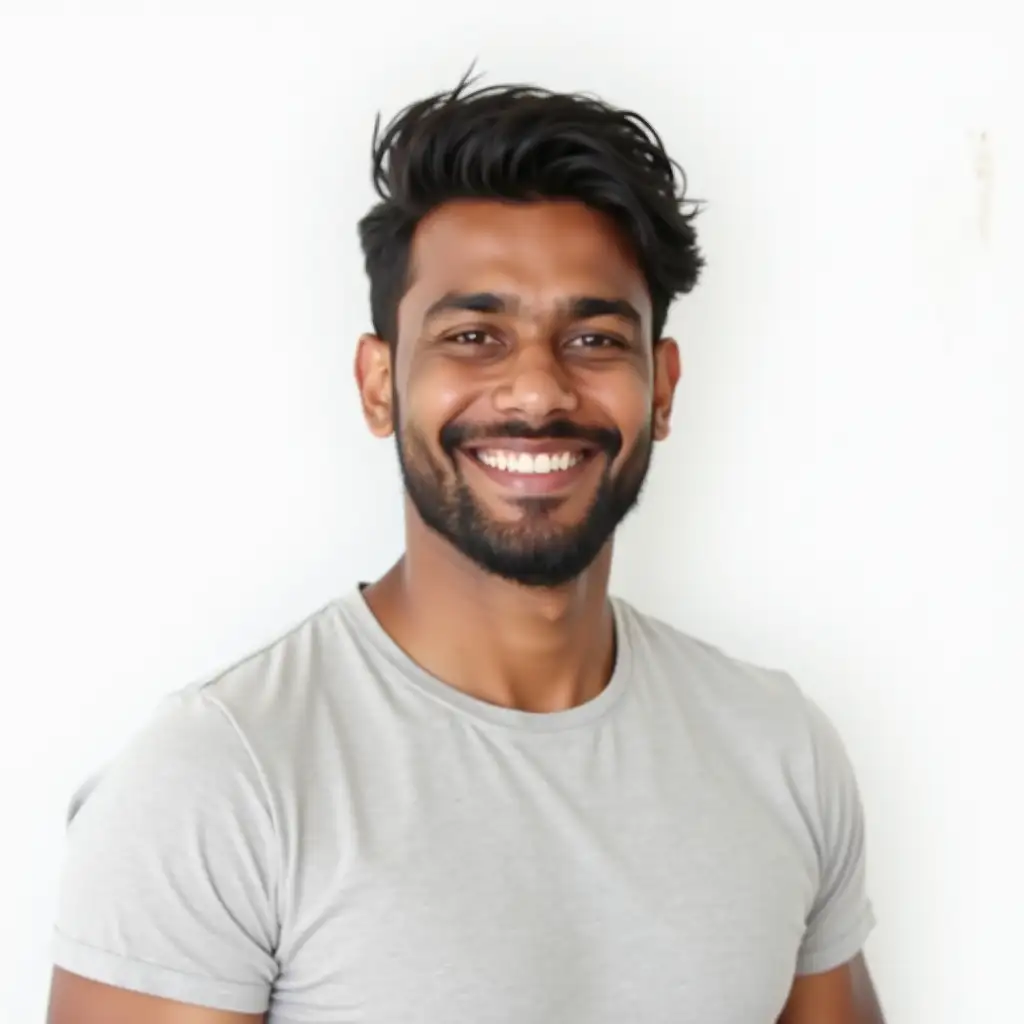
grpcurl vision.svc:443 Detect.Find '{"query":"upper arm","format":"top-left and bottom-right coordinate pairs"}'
top-left (47, 969), bottom-right (265, 1024)
top-left (778, 954), bottom-right (885, 1024)
top-left (50, 689), bottom-right (279, 1016)
top-left (779, 695), bottom-right (884, 1021)
top-left (794, 694), bottom-right (876, 976)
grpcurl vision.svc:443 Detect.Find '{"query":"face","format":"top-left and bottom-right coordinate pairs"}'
top-left (357, 199), bottom-right (681, 588)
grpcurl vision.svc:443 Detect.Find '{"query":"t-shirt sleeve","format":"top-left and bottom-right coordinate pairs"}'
top-left (795, 694), bottom-right (876, 976)
top-left (51, 687), bottom-right (279, 1014)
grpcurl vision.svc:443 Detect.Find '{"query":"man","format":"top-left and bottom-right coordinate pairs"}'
top-left (48, 75), bottom-right (885, 1024)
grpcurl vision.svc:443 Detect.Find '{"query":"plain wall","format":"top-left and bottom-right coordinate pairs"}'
top-left (1, 12), bottom-right (1020, 1024)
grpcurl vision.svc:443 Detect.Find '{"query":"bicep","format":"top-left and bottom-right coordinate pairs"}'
top-left (47, 969), bottom-right (265, 1024)
top-left (778, 954), bottom-right (885, 1024)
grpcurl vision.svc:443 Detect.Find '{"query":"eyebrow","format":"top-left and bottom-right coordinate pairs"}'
top-left (423, 291), bottom-right (643, 329)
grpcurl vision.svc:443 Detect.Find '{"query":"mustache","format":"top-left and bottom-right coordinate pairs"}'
top-left (440, 418), bottom-right (622, 459)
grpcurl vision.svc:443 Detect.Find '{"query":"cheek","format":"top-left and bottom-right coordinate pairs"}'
top-left (402, 364), bottom-right (472, 435)
top-left (587, 372), bottom-right (652, 447)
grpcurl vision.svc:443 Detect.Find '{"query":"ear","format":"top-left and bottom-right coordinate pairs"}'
top-left (652, 337), bottom-right (682, 441)
top-left (354, 333), bottom-right (395, 438)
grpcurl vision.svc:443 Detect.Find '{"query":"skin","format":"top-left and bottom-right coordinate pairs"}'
top-left (47, 198), bottom-right (884, 1024)
top-left (356, 198), bottom-right (673, 712)
top-left (46, 971), bottom-right (264, 1024)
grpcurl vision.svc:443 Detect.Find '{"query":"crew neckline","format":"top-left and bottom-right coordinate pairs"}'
top-left (336, 584), bottom-right (634, 733)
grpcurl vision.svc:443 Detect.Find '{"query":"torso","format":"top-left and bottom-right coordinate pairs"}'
top-left (210, 590), bottom-right (823, 1024)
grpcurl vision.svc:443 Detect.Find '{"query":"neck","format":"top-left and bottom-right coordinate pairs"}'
top-left (362, 516), bottom-right (617, 714)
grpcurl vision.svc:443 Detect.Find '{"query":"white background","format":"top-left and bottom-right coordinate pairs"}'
top-left (1, 8), bottom-right (1020, 1023)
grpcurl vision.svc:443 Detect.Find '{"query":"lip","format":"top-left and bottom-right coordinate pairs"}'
top-left (457, 447), bottom-right (601, 497)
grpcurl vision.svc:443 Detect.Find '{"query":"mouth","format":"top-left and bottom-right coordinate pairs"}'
top-left (457, 441), bottom-right (601, 497)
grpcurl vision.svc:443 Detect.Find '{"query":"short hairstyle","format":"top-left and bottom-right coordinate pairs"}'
top-left (358, 71), bottom-right (704, 345)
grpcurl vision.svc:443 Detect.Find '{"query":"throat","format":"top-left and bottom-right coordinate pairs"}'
top-left (361, 558), bottom-right (616, 714)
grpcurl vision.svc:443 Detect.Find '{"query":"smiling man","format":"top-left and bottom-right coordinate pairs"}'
top-left (48, 76), bottom-right (885, 1024)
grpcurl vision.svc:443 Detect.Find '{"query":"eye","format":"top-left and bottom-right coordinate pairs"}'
top-left (566, 333), bottom-right (627, 350)
top-left (447, 330), bottom-right (494, 346)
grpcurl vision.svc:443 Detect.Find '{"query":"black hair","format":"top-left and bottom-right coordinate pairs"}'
top-left (357, 70), bottom-right (704, 345)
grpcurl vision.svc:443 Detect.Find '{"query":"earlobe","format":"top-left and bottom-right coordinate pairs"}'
top-left (355, 333), bottom-right (395, 438)
top-left (653, 408), bottom-right (672, 442)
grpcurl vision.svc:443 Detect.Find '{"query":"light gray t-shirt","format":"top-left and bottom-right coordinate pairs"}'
top-left (52, 588), bottom-right (875, 1023)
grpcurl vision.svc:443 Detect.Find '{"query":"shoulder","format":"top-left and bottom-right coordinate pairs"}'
top-left (613, 595), bottom-right (844, 768)
top-left (193, 596), bottom-right (346, 725)
top-left (66, 682), bottom-right (272, 838)
top-left (615, 595), bottom-right (803, 710)
top-left (70, 596), bottom-right (350, 830)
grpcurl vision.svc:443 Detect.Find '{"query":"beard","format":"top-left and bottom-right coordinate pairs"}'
top-left (394, 409), bottom-right (654, 588)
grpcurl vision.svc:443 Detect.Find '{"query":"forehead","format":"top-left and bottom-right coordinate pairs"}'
top-left (399, 199), bottom-right (651, 325)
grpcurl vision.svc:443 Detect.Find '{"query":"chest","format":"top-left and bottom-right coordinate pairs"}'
top-left (270, 725), bottom-right (816, 1023)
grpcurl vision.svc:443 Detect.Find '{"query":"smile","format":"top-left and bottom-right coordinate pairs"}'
top-left (471, 449), bottom-right (586, 475)
top-left (457, 441), bottom-right (599, 497)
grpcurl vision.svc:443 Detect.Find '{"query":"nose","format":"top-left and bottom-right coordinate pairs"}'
top-left (492, 344), bottom-right (579, 420)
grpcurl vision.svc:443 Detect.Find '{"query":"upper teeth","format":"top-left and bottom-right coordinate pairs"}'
top-left (476, 450), bottom-right (582, 474)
